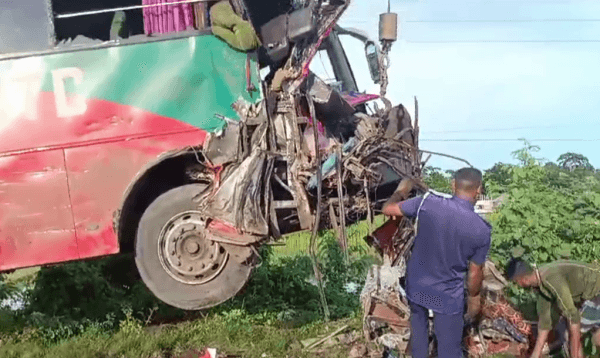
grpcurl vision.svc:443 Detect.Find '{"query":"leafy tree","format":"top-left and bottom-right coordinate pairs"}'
top-left (489, 142), bottom-right (600, 267)
top-left (557, 152), bottom-right (594, 172)
top-left (422, 166), bottom-right (452, 193)
top-left (510, 138), bottom-right (543, 166)
top-left (484, 162), bottom-right (514, 196)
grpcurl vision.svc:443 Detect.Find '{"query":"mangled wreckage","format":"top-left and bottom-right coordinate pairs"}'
top-left (362, 220), bottom-right (572, 357)
top-left (0, 0), bottom-right (424, 311)
top-left (173, 0), bottom-right (426, 309)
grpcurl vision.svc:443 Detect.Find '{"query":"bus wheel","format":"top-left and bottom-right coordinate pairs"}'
top-left (135, 184), bottom-right (253, 310)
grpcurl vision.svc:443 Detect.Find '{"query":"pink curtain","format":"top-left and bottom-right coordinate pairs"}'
top-left (143, 0), bottom-right (195, 35)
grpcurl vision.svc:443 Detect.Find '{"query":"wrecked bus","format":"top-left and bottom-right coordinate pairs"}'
top-left (0, 0), bottom-right (423, 309)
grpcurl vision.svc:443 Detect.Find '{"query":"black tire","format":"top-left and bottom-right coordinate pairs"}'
top-left (135, 184), bottom-right (252, 310)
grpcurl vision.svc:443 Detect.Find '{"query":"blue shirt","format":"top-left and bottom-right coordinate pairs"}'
top-left (400, 193), bottom-right (491, 315)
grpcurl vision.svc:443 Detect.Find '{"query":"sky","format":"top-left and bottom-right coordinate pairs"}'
top-left (335, 0), bottom-right (600, 171)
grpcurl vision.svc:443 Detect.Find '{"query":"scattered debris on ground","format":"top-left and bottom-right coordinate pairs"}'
top-left (362, 220), bottom-right (537, 357)
top-left (176, 347), bottom-right (242, 358)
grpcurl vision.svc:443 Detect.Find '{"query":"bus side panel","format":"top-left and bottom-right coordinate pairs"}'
top-left (56, 36), bottom-right (259, 259)
top-left (0, 35), bottom-right (261, 269)
top-left (0, 35), bottom-right (261, 155)
top-left (65, 130), bottom-right (205, 259)
top-left (0, 150), bottom-right (78, 271)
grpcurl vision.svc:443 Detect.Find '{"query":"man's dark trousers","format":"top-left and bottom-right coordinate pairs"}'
top-left (409, 301), bottom-right (464, 358)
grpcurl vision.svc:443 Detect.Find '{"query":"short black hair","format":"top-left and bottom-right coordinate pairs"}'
top-left (506, 258), bottom-right (534, 280)
top-left (453, 167), bottom-right (483, 191)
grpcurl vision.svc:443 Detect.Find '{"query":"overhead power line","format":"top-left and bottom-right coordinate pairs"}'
top-left (420, 139), bottom-right (600, 142)
top-left (422, 124), bottom-right (581, 134)
top-left (407, 19), bottom-right (600, 23)
top-left (406, 40), bottom-right (600, 43)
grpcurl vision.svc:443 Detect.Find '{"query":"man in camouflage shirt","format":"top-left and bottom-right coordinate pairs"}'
top-left (507, 259), bottom-right (600, 358)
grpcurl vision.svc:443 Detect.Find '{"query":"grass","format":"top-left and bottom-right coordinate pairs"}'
top-left (0, 219), bottom-right (386, 358)
top-left (0, 313), bottom-right (361, 358)
top-left (4, 267), bottom-right (40, 284)
top-left (0, 215), bottom-right (532, 358)
top-left (271, 215), bottom-right (387, 257)
top-left (0, 217), bottom-right (564, 358)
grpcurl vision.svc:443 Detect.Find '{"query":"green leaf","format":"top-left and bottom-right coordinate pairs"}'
top-left (512, 246), bottom-right (525, 258)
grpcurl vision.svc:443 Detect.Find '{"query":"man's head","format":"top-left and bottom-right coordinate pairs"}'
top-left (506, 258), bottom-right (539, 287)
top-left (451, 167), bottom-right (483, 201)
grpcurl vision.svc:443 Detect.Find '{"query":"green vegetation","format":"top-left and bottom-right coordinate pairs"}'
top-left (484, 141), bottom-right (600, 357)
top-left (422, 166), bottom-right (453, 194)
top-left (0, 225), bottom-right (378, 357)
top-left (2, 141), bottom-right (600, 357)
top-left (486, 140), bottom-right (600, 266)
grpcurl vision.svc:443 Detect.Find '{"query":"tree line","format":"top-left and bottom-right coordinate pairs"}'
top-left (423, 140), bottom-right (600, 267)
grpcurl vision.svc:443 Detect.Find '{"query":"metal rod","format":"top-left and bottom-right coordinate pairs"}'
top-left (418, 149), bottom-right (473, 168)
top-left (273, 174), bottom-right (294, 196)
top-left (307, 94), bottom-right (330, 322)
top-left (335, 145), bottom-right (348, 262)
top-left (55, 0), bottom-right (211, 19)
top-left (414, 96), bottom-right (419, 157)
top-left (364, 177), bottom-right (373, 235)
top-left (421, 153), bottom-right (432, 168)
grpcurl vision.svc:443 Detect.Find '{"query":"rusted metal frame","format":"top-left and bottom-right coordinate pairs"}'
top-left (335, 144), bottom-right (348, 260)
top-left (375, 156), bottom-right (412, 178)
top-left (345, 157), bottom-right (381, 181)
top-left (370, 294), bottom-right (411, 318)
top-left (273, 200), bottom-right (297, 209)
top-left (328, 201), bottom-right (340, 235)
top-left (283, 101), bottom-right (313, 230)
top-left (263, 155), bottom-right (276, 235)
top-left (306, 92), bottom-right (330, 322)
top-left (418, 149), bottom-right (474, 168)
top-left (413, 96), bottom-right (421, 172)
top-left (364, 177), bottom-right (373, 235)
top-left (393, 127), bottom-right (414, 142)
top-left (287, 1), bottom-right (350, 92)
top-left (392, 221), bottom-right (417, 266)
top-left (240, 120), bottom-right (250, 160)
top-left (273, 173), bottom-right (294, 196)
top-left (421, 153), bottom-right (432, 169)
top-left (207, 232), bottom-right (263, 246)
top-left (263, 90), bottom-right (282, 241)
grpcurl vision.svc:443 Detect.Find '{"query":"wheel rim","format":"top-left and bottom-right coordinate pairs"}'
top-left (157, 211), bottom-right (229, 285)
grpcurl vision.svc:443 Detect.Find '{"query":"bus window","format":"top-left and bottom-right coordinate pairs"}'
top-left (0, 3), bottom-right (49, 55)
top-left (51, 0), bottom-right (218, 46)
top-left (52, 0), bottom-right (145, 42)
top-left (309, 50), bottom-right (343, 92)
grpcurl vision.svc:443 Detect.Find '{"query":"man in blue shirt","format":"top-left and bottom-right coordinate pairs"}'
top-left (382, 168), bottom-right (491, 358)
